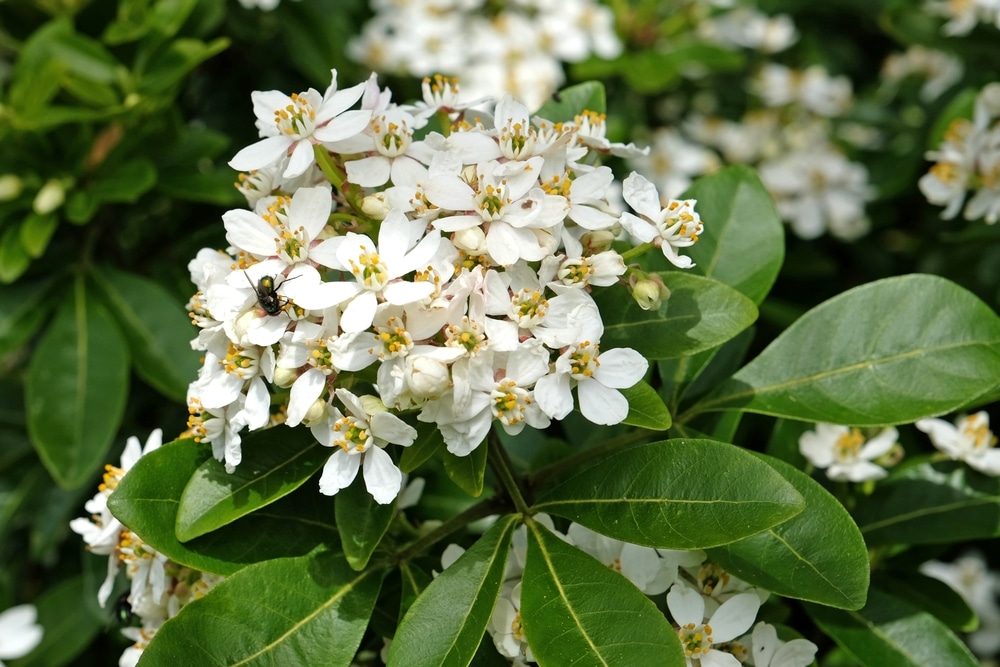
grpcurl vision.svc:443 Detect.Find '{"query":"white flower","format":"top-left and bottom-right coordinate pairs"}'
top-left (620, 172), bottom-right (704, 268)
top-left (534, 343), bottom-right (647, 425)
top-left (223, 185), bottom-right (333, 267)
top-left (229, 69), bottom-right (371, 179)
top-left (917, 411), bottom-right (1000, 475)
top-left (567, 523), bottom-right (676, 595)
top-left (750, 622), bottom-right (818, 667)
top-left (799, 423), bottom-right (898, 482)
top-left (312, 388), bottom-right (417, 504)
top-left (921, 551), bottom-right (1000, 657)
top-left (0, 604), bottom-right (43, 665)
top-left (667, 583), bottom-right (761, 667)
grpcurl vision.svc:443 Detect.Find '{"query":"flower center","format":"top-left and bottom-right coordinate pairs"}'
top-left (510, 289), bottom-right (548, 327)
top-left (569, 342), bottom-right (600, 379)
top-left (221, 342), bottom-right (258, 379)
top-left (377, 318), bottom-right (413, 359)
top-left (263, 196), bottom-right (309, 262)
top-left (349, 251), bottom-right (390, 291)
top-left (477, 182), bottom-right (511, 221)
top-left (491, 379), bottom-right (531, 426)
top-left (332, 415), bottom-right (370, 454)
top-left (834, 428), bottom-right (865, 463)
top-left (274, 92), bottom-right (317, 138)
top-left (677, 622), bottom-right (713, 659)
top-left (373, 114), bottom-right (412, 158)
top-left (962, 417), bottom-right (997, 451)
top-left (697, 563), bottom-right (731, 595)
top-left (446, 317), bottom-right (487, 355)
top-left (557, 257), bottom-right (594, 286)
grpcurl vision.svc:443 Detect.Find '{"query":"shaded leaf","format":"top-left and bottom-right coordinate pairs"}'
top-left (443, 439), bottom-right (488, 497)
top-left (337, 472), bottom-right (396, 571)
top-left (620, 380), bottom-right (672, 430)
top-left (535, 81), bottom-right (606, 119)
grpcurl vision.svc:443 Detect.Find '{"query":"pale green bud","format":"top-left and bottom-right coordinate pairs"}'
top-left (0, 174), bottom-right (23, 201)
top-left (33, 179), bottom-right (65, 215)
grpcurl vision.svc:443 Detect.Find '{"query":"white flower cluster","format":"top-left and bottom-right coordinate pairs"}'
top-left (697, 5), bottom-right (798, 54)
top-left (922, 551), bottom-right (1000, 658)
top-left (880, 45), bottom-right (964, 104)
top-left (926, 0), bottom-right (1000, 35)
top-left (347, 0), bottom-right (622, 111)
top-left (798, 424), bottom-right (900, 482)
top-left (919, 83), bottom-right (1000, 224)
top-left (186, 70), bottom-right (702, 505)
top-left (69, 430), bottom-right (224, 667)
top-left (441, 517), bottom-right (816, 667)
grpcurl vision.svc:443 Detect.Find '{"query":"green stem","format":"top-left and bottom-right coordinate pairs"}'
top-left (488, 427), bottom-right (531, 515)
top-left (619, 241), bottom-right (656, 263)
top-left (312, 144), bottom-right (368, 216)
top-left (528, 428), bottom-right (653, 490)
top-left (393, 497), bottom-right (502, 563)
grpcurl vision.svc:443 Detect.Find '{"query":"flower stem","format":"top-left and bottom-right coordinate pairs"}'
top-left (312, 143), bottom-right (367, 216)
top-left (488, 427), bottom-right (531, 515)
top-left (619, 241), bottom-right (656, 263)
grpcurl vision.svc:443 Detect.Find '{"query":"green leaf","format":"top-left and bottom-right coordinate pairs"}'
top-left (533, 439), bottom-right (805, 549)
top-left (594, 272), bottom-right (757, 360)
top-left (399, 421), bottom-right (443, 474)
top-left (0, 226), bottom-right (31, 283)
top-left (521, 519), bottom-right (685, 666)
top-left (708, 455), bottom-right (869, 610)
top-left (693, 275), bottom-right (1000, 424)
top-left (15, 576), bottom-right (103, 667)
top-left (26, 278), bottom-right (129, 489)
top-left (108, 438), bottom-right (339, 575)
top-left (0, 277), bottom-right (55, 361)
top-left (874, 571), bottom-right (977, 633)
top-left (681, 165), bottom-right (784, 305)
top-left (337, 472), bottom-right (396, 571)
top-left (175, 428), bottom-right (326, 541)
top-left (443, 438), bottom-right (488, 497)
top-left (854, 461), bottom-right (1000, 546)
top-left (137, 550), bottom-right (382, 667)
top-left (620, 380), bottom-right (672, 430)
top-left (139, 38), bottom-right (230, 96)
top-left (87, 159), bottom-right (157, 204)
top-left (90, 267), bottom-right (199, 402)
top-left (388, 516), bottom-right (517, 667)
top-left (398, 560), bottom-right (432, 623)
top-left (806, 587), bottom-right (978, 667)
top-left (19, 212), bottom-right (59, 259)
top-left (534, 81), bottom-right (606, 120)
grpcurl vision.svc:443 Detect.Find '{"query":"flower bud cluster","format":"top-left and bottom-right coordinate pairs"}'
top-left (186, 70), bottom-right (706, 504)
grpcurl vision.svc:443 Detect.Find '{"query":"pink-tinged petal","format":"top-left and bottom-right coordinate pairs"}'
top-left (318, 449), bottom-right (360, 496)
top-left (593, 347), bottom-right (648, 388)
top-left (283, 140), bottom-right (315, 179)
top-left (622, 172), bottom-right (663, 220)
top-left (313, 109), bottom-right (373, 142)
top-left (709, 592), bottom-right (760, 643)
top-left (345, 155), bottom-right (391, 188)
top-left (288, 186), bottom-right (332, 239)
top-left (578, 378), bottom-right (629, 425)
top-left (363, 446), bottom-right (403, 504)
top-left (341, 291), bottom-right (378, 332)
top-left (666, 583), bottom-right (705, 627)
top-left (309, 237), bottom-right (348, 270)
top-left (229, 135), bottom-right (293, 172)
top-left (423, 175), bottom-right (477, 211)
top-left (224, 209), bottom-right (279, 257)
top-left (371, 412), bottom-right (418, 446)
top-left (534, 372), bottom-right (574, 420)
top-left (286, 368), bottom-right (328, 427)
top-left (382, 280), bottom-right (435, 306)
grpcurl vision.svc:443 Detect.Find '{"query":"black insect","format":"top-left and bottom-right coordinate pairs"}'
top-left (110, 591), bottom-right (139, 629)
top-left (245, 272), bottom-right (297, 316)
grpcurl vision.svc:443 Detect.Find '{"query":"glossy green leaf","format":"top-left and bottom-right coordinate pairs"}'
top-left (90, 267), bottom-right (199, 402)
top-left (643, 166), bottom-right (784, 305)
top-left (87, 159), bottom-right (157, 204)
top-left (0, 277), bottom-right (54, 360)
top-left (16, 576), bottom-right (103, 667)
top-left (855, 461), bottom-right (1000, 546)
top-left (108, 438), bottom-right (339, 575)
top-left (139, 38), bottom-right (230, 96)
top-left (658, 327), bottom-right (754, 411)
top-left (620, 380), bottom-right (672, 430)
top-left (138, 550), bottom-right (382, 667)
top-left (875, 572), bottom-right (977, 633)
top-left (693, 275), bottom-right (1000, 424)
top-left (533, 439), bottom-right (804, 549)
top-left (175, 428), bottom-right (326, 541)
top-left (534, 81), bottom-right (606, 119)
top-left (19, 212), bottom-right (58, 259)
top-left (388, 516), bottom-right (517, 667)
top-left (708, 455), bottom-right (869, 610)
top-left (0, 226), bottom-right (30, 283)
top-left (806, 588), bottom-right (978, 667)
top-left (336, 472), bottom-right (396, 571)
top-left (27, 278), bottom-right (129, 489)
top-left (443, 438), bottom-right (488, 497)
top-left (521, 519), bottom-right (685, 666)
top-left (399, 421), bottom-right (443, 474)
top-left (398, 560), bottom-right (432, 623)
top-left (594, 272), bottom-right (757, 360)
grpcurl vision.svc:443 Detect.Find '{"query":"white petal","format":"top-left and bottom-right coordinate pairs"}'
top-left (313, 108), bottom-right (373, 142)
top-left (666, 583), bottom-right (705, 627)
top-left (286, 368), bottom-right (327, 427)
top-left (771, 638), bottom-right (818, 667)
top-left (283, 140), bottom-right (315, 179)
top-left (346, 155), bottom-right (391, 188)
top-left (341, 291), bottom-right (378, 332)
top-left (622, 172), bottom-right (663, 220)
top-left (534, 372), bottom-right (574, 420)
top-left (592, 347), bottom-right (648, 388)
top-left (370, 412), bottom-right (418, 447)
top-left (383, 280), bottom-right (435, 306)
top-left (318, 449), bottom-right (360, 496)
top-left (578, 378), bottom-right (629, 426)
top-left (242, 376), bottom-right (272, 430)
top-left (0, 605), bottom-right (43, 659)
top-left (288, 186), bottom-right (333, 240)
top-left (363, 446), bottom-right (403, 504)
top-left (709, 592), bottom-right (761, 643)
top-left (224, 209), bottom-right (279, 257)
top-left (229, 135), bottom-right (293, 172)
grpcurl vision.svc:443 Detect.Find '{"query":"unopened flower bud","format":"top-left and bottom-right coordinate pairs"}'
top-left (631, 278), bottom-right (670, 311)
top-left (580, 230), bottom-right (616, 254)
top-left (33, 178), bottom-right (65, 215)
top-left (359, 394), bottom-right (388, 415)
top-left (361, 193), bottom-right (391, 220)
top-left (302, 398), bottom-right (327, 427)
top-left (272, 366), bottom-right (298, 388)
top-left (452, 227), bottom-right (488, 255)
top-left (0, 174), bottom-right (23, 201)
top-left (406, 355), bottom-right (451, 398)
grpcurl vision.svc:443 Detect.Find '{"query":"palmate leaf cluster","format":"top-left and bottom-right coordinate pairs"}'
top-left (1, 2), bottom-right (1000, 667)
